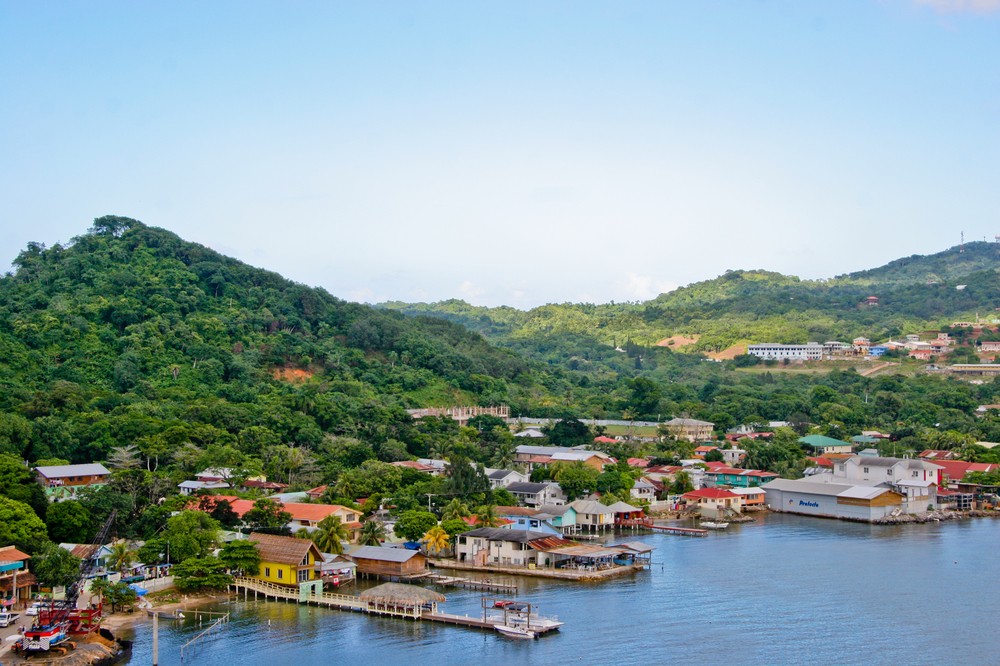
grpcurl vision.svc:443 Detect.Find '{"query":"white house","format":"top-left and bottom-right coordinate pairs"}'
top-left (484, 468), bottom-right (528, 489)
top-left (506, 482), bottom-right (566, 508)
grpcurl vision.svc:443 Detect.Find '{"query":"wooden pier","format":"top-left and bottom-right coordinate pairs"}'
top-left (228, 578), bottom-right (556, 634)
top-left (424, 574), bottom-right (518, 594)
top-left (647, 524), bottom-right (708, 537)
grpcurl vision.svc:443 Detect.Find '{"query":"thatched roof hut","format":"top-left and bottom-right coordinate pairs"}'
top-left (359, 583), bottom-right (445, 607)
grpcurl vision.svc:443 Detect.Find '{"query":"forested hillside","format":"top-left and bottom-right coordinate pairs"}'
top-left (0, 216), bottom-right (566, 466)
top-left (383, 242), bottom-right (1000, 358)
top-left (2, 217), bottom-right (1000, 556)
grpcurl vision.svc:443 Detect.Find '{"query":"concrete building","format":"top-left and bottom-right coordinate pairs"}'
top-left (762, 478), bottom-right (905, 522)
top-left (663, 418), bottom-right (715, 443)
top-left (748, 343), bottom-right (823, 362)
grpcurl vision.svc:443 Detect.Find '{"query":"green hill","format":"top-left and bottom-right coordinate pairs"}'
top-left (0, 216), bottom-right (566, 464)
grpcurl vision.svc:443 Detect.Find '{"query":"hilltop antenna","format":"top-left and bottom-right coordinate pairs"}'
top-left (960, 231), bottom-right (964, 253)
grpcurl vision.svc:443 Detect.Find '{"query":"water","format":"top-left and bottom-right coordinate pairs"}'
top-left (124, 515), bottom-right (1000, 665)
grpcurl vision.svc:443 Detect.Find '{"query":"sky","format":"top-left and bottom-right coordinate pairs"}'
top-left (1, 1), bottom-right (999, 309)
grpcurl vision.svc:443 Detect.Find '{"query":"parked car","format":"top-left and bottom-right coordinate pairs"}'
top-left (24, 603), bottom-right (44, 616)
top-left (0, 611), bottom-right (19, 627)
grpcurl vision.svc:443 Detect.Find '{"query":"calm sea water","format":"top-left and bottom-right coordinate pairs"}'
top-left (123, 515), bottom-right (1000, 666)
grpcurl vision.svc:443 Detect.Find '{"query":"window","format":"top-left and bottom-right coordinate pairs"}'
top-left (863, 467), bottom-right (869, 473)
top-left (278, 569), bottom-right (284, 579)
top-left (265, 567), bottom-right (271, 578)
top-left (912, 471), bottom-right (919, 478)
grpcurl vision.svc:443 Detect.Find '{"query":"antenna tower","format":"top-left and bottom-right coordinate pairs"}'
top-left (960, 231), bottom-right (964, 253)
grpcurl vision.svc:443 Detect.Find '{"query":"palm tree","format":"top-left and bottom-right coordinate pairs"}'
top-left (311, 515), bottom-right (349, 554)
top-left (475, 504), bottom-right (502, 528)
top-left (421, 526), bottom-right (451, 556)
top-left (358, 520), bottom-right (386, 546)
top-left (109, 541), bottom-right (136, 573)
top-left (490, 440), bottom-right (516, 469)
top-left (440, 499), bottom-right (471, 522)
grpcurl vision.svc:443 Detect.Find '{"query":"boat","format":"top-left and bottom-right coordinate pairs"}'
top-left (495, 624), bottom-right (536, 639)
top-left (701, 521), bottom-right (729, 530)
top-left (483, 598), bottom-right (564, 634)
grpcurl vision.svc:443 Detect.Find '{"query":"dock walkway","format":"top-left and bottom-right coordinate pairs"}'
top-left (424, 574), bottom-right (518, 594)
top-left (228, 578), bottom-right (557, 634)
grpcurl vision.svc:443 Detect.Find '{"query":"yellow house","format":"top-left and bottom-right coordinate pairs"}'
top-left (249, 533), bottom-right (323, 590)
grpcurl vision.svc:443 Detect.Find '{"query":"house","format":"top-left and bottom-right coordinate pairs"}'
top-left (682, 488), bottom-right (742, 519)
top-left (909, 348), bottom-right (934, 361)
top-left (693, 445), bottom-right (719, 459)
top-left (630, 478), bottom-right (657, 503)
top-left (506, 481), bottom-right (566, 508)
top-left (831, 456), bottom-right (941, 512)
top-left (979, 341), bottom-right (1000, 353)
top-left (305, 485), bottom-right (328, 500)
top-left (194, 496), bottom-right (363, 541)
top-left (721, 449), bottom-right (747, 465)
top-left (663, 418), bottom-right (714, 443)
top-left (484, 468), bottom-right (528, 489)
top-left (798, 435), bottom-right (853, 455)
top-left (347, 546), bottom-right (427, 578)
top-left (513, 428), bottom-right (546, 438)
top-left (242, 479), bottom-right (288, 493)
top-left (317, 553), bottom-right (356, 585)
top-left (454, 527), bottom-right (555, 567)
top-left (0, 545), bottom-right (34, 609)
top-left (568, 499), bottom-right (615, 532)
top-left (248, 532), bottom-right (324, 593)
top-left (931, 460), bottom-right (999, 487)
top-left (608, 501), bottom-right (646, 525)
top-left (513, 445), bottom-right (614, 471)
top-left (391, 460), bottom-right (443, 475)
top-left (918, 450), bottom-right (959, 461)
top-left (704, 466), bottom-right (779, 488)
top-left (35, 463), bottom-right (111, 500)
top-left (728, 487), bottom-right (767, 508)
top-left (59, 543), bottom-right (113, 574)
top-left (177, 479), bottom-right (231, 495)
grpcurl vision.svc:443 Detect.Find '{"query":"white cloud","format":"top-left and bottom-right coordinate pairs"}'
top-left (913, 0), bottom-right (1000, 12)
top-left (617, 273), bottom-right (679, 302)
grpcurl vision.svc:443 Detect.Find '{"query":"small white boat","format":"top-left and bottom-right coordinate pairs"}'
top-left (701, 521), bottom-right (729, 530)
top-left (495, 624), bottom-right (536, 639)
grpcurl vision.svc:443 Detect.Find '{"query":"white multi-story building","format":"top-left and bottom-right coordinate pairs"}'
top-left (747, 343), bottom-right (823, 362)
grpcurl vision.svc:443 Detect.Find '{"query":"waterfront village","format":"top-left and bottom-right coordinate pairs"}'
top-left (4, 403), bottom-right (1000, 659)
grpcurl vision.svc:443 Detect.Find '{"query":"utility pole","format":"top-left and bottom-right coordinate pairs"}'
top-left (152, 611), bottom-right (159, 666)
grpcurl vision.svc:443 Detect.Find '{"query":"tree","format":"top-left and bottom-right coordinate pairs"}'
top-left (104, 581), bottom-right (138, 613)
top-left (421, 526), bottom-right (451, 556)
top-left (243, 499), bottom-right (292, 535)
top-left (670, 471), bottom-right (694, 494)
top-left (393, 510), bottom-right (438, 542)
top-left (440, 498), bottom-right (471, 522)
top-left (163, 511), bottom-right (221, 562)
top-left (107, 444), bottom-right (141, 470)
top-left (219, 540), bottom-right (261, 575)
top-left (108, 540), bottom-right (136, 572)
top-left (475, 504), bottom-right (502, 528)
top-left (198, 496), bottom-right (241, 529)
top-left (0, 453), bottom-right (48, 519)
top-left (171, 556), bottom-right (233, 592)
top-left (358, 520), bottom-right (386, 546)
top-left (444, 455), bottom-right (490, 495)
top-left (544, 417), bottom-right (593, 447)
top-left (33, 542), bottom-right (82, 590)
top-left (0, 496), bottom-right (49, 553)
top-left (46, 500), bottom-right (93, 544)
top-left (553, 461), bottom-right (599, 501)
top-left (311, 515), bottom-right (349, 554)
top-left (439, 518), bottom-right (470, 539)
top-left (704, 449), bottom-right (725, 463)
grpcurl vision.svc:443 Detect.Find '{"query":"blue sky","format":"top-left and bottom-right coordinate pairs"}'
top-left (1, 1), bottom-right (998, 308)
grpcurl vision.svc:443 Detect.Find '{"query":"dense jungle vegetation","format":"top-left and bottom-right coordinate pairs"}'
top-left (2, 217), bottom-right (1000, 561)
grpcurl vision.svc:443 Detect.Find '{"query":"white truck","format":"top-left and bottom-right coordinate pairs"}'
top-left (0, 610), bottom-right (19, 627)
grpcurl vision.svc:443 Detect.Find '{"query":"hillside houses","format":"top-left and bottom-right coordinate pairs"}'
top-left (514, 445), bottom-right (614, 471)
